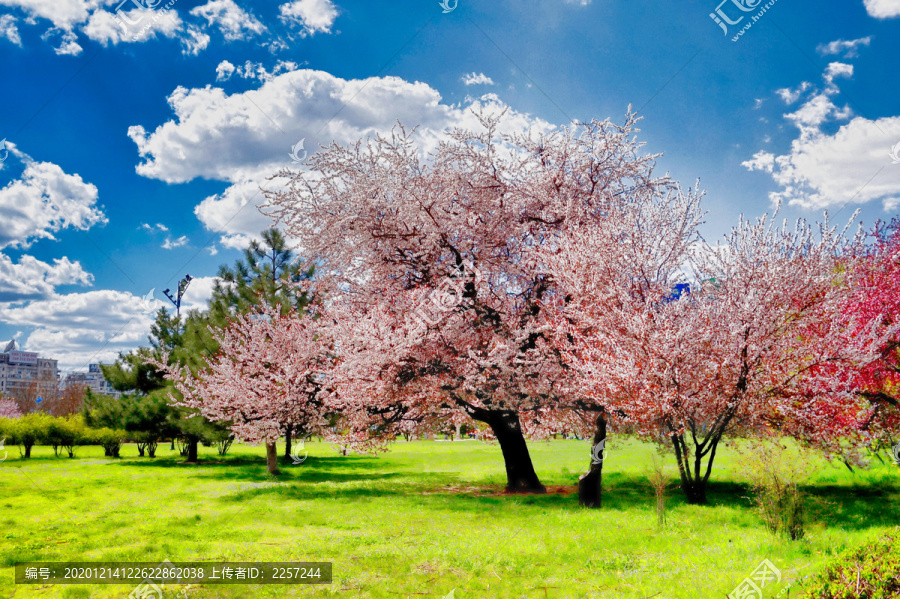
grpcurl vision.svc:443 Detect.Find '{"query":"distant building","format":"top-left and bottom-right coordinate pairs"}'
top-left (0, 340), bottom-right (59, 398)
top-left (63, 363), bottom-right (123, 399)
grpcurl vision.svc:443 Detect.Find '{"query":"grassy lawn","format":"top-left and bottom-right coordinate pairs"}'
top-left (1, 437), bottom-right (898, 598)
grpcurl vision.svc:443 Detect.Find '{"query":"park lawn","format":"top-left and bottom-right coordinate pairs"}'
top-left (0, 437), bottom-right (898, 599)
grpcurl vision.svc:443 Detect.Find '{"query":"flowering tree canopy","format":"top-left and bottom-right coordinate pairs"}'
top-left (0, 399), bottom-right (22, 419)
top-left (263, 111), bottom-right (704, 492)
top-left (546, 210), bottom-right (895, 503)
top-left (160, 304), bottom-right (334, 474)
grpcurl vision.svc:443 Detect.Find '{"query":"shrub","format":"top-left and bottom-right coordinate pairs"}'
top-left (802, 529), bottom-right (900, 598)
top-left (645, 452), bottom-right (671, 529)
top-left (739, 439), bottom-right (811, 540)
top-left (3, 413), bottom-right (53, 458)
top-left (84, 428), bottom-right (126, 457)
top-left (45, 416), bottom-right (86, 458)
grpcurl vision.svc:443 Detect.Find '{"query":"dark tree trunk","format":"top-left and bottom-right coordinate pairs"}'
top-left (186, 439), bottom-right (198, 462)
top-left (137, 443), bottom-right (146, 457)
top-left (671, 431), bottom-right (721, 505)
top-left (578, 409), bottom-right (607, 508)
top-left (147, 442), bottom-right (157, 458)
top-left (284, 425), bottom-right (293, 459)
top-left (482, 410), bottom-right (545, 493)
top-left (24, 443), bottom-right (33, 458)
top-left (266, 442), bottom-right (280, 475)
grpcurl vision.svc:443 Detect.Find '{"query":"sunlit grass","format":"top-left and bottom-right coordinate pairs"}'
top-left (1, 437), bottom-right (898, 598)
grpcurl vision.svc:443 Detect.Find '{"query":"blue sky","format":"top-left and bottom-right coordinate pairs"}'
top-left (0, 0), bottom-right (899, 371)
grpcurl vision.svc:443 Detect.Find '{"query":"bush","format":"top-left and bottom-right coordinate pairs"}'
top-left (802, 529), bottom-right (900, 598)
top-left (739, 439), bottom-right (811, 540)
top-left (84, 428), bottom-right (126, 457)
top-left (45, 416), bottom-right (86, 458)
top-left (2, 413), bottom-right (53, 458)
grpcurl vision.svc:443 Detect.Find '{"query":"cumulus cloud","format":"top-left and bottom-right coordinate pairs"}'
top-left (863, 0), bottom-right (900, 18)
top-left (744, 64), bottom-right (900, 211)
top-left (816, 36), bottom-right (872, 58)
top-left (128, 69), bottom-right (553, 247)
top-left (215, 59), bottom-right (236, 81)
top-left (41, 27), bottom-right (82, 55)
top-left (462, 72), bottom-right (494, 86)
top-left (181, 23), bottom-right (210, 55)
top-left (0, 275), bottom-right (219, 371)
top-left (0, 254), bottom-right (92, 301)
top-left (0, 289), bottom-right (164, 371)
top-left (83, 7), bottom-right (182, 45)
top-left (279, 0), bottom-right (338, 36)
top-left (0, 0), bottom-right (94, 32)
top-left (0, 142), bottom-right (106, 249)
top-left (0, 14), bottom-right (21, 45)
top-left (189, 0), bottom-right (265, 41)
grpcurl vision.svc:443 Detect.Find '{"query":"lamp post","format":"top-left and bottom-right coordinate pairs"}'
top-left (163, 274), bottom-right (193, 318)
top-left (163, 274), bottom-right (192, 450)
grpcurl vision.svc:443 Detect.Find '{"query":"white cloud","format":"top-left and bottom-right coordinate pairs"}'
top-left (775, 81), bottom-right (811, 105)
top-left (279, 0), bottom-right (337, 36)
top-left (217, 59), bottom-right (299, 82)
top-left (83, 7), bottom-right (182, 45)
top-left (215, 59), bottom-right (235, 81)
top-left (181, 23), bottom-right (210, 55)
top-left (0, 254), bottom-right (92, 301)
top-left (0, 289), bottom-right (163, 371)
top-left (161, 234), bottom-right (188, 249)
top-left (462, 72), bottom-right (494, 86)
top-left (745, 65), bottom-right (900, 211)
top-left (0, 142), bottom-right (106, 249)
top-left (0, 14), bottom-right (21, 45)
top-left (41, 27), bottom-right (82, 55)
top-left (816, 36), bottom-right (872, 58)
top-left (863, 0), bottom-right (900, 18)
top-left (0, 276), bottom-right (220, 370)
top-left (140, 222), bottom-right (168, 232)
top-left (179, 275), bottom-right (217, 312)
top-left (189, 0), bottom-right (265, 41)
top-left (0, 0), bottom-right (95, 32)
top-left (128, 70), bottom-right (553, 247)
top-left (741, 151), bottom-right (775, 174)
top-left (824, 61), bottom-right (854, 83)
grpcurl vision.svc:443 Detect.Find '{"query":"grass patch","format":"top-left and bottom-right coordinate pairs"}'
top-left (0, 437), bottom-right (897, 598)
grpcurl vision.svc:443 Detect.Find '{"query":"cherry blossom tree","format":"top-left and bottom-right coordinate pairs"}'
top-left (159, 304), bottom-right (334, 475)
top-left (263, 111), bottom-right (705, 492)
top-left (0, 399), bottom-right (21, 419)
top-left (546, 210), bottom-right (895, 504)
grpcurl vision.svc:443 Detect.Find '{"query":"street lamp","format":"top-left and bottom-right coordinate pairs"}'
top-left (163, 274), bottom-right (193, 318)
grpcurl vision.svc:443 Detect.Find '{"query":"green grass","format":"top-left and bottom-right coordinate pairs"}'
top-left (0, 437), bottom-right (898, 598)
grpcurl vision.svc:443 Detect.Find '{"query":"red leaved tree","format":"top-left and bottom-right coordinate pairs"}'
top-left (546, 210), bottom-right (893, 503)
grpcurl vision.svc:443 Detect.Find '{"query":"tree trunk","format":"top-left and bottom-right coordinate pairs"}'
top-left (284, 425), bottom-right (293, 459)
top-left (671, 431), bottom-right (719, 505)
top-left (147, 442), bottom-right (157, 458)
top-left (266, 442), bottom-right (280, 475)
top-left (187, 439), bottom-right (198, 462)
top-left (482, 410), bottom-right (545, 493)
top-left (578, 409), bottom-right (607, 508)
top-left (24, 443), bottom-right (32, 458)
